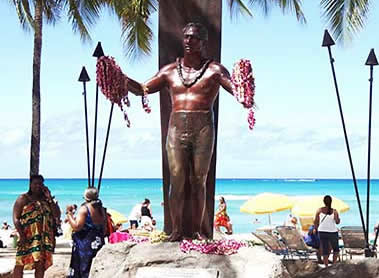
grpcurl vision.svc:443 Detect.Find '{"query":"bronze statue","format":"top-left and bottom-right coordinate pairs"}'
top-left (125, 22), bottom-right (235, 241)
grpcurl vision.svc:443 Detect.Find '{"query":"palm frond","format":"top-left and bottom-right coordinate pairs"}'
top-left (247, 0), bottom-right (306, 23)
top-left (10, 0), bottom-right (34, 31)
top-left (247, 0), bottom-right (271, 16)
top-left (42, 0), bottom-right (62, 25)
top-left (65, 0), bottom-right (104, 42)
top-left (321, 0), bottom-right (370, 44)
top-left (227, 0), bottom-right (253, 19)
top-left (113, 0), bottom-right (157, 59)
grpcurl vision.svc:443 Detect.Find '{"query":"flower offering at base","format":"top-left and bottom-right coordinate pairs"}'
top-left (180, 239), bottom-right (246, 255)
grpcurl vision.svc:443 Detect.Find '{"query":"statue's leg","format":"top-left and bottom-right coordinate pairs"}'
top-left (190, 112), bottom-right (215, 240)
top-left (166, 114), bottom-right (190, 242)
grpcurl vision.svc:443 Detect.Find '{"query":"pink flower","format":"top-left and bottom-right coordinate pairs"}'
top-left (231, 59), bottom-right (256, 130)
top-left (96, 56), bottom-right (151, 126)
top-left (179, 239), bottom-right (245, 255)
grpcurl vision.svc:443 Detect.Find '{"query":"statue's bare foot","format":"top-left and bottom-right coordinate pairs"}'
top-left (192, 232), bottom-right (207, 241)
top-left (168, 232), bottom-right (183, 242)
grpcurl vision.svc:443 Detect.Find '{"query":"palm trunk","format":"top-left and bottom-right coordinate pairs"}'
top-left (30, 0), bottom-right (43, 176)
top-left (159, 0), bottom-right (222, 239)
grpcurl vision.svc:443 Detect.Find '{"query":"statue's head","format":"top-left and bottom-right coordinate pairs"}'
top-left (182, 22), bottom-right (208, 55)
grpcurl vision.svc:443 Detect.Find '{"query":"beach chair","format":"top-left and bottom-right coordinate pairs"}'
top-left (252, 231), bottom-right (290, 259)
top-left (340, 226), bottom-right (368, 260)
top-left (275, 226), bottom-right (318, 259)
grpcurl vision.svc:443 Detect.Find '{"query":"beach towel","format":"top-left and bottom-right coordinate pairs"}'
top-left (109, 231), bottom-right (131, 244)
top-left (15, 200), bottom-right (55, 270)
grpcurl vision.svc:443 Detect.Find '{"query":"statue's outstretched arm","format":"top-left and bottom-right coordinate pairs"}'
top-left (127, 69), bottom-right (167, 96)
top-left (218, 64), bottom-right (234, 96)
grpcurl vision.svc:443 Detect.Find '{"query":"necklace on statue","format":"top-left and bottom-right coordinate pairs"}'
top-left (176, 58), bottom-right (211, 87)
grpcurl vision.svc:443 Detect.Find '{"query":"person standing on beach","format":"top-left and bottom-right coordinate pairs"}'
top-left (2, 221), bottom-right (11, 230)
top-left (124, 22), bottom-right (240, 241)
top-left (314, 195), bottom-right (340, 267)
top-left (128, 202), bottom-right (142, 229)
top-left (214, 196), bottom-right (233, 235)
top-left (12, 174), bottom-right (61, 278)
top-left (66, 187), bottom-right (107, 278)
top-left (141, 198), bottom-right (154, 229)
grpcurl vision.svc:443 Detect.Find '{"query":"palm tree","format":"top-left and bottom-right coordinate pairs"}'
top-left (9, 0), bottom-right (104, 176)
top-left (320, 0), bottom-right (370, 44)
top-left (110, 0), bottom-right (306, 237)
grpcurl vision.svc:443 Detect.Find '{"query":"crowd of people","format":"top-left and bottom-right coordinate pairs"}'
top-left (8, 174), bottom-right (361, 277)
top-left (10, 175), bottom-right (163, 277)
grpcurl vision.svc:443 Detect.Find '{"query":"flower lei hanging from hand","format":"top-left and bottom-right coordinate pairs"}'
top-left (96, 56), bottom-right (151, 127)
top-left (231, 59), bottom-right (256, 130)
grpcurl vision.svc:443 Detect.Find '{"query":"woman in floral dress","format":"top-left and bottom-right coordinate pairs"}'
top-left (66, 187), bottom-right (107, 278)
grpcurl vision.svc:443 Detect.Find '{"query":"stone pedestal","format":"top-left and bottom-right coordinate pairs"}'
top-left (89, 242), bottom-right (289, 278)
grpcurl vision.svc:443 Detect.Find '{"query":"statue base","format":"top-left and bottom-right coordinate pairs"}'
top-left (89, 241), bottom-right (289, 278)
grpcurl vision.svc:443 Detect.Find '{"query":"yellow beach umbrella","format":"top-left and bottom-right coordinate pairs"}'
top-left (292, 196), bottom-right (349, 217)
top-left (240, 193), bottom-right (294, 225)
top-left (107, 208), bottom-right (128, 224)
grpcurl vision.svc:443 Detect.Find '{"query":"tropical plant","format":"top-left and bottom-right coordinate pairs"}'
top-left (109, 0), bottom-right (306, 59)
top-left (9, 0), bottom-right (105, 176)
top-left (320, 0), bottom-right (370, 44)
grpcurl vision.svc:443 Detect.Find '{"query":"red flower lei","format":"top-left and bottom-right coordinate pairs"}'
top-left (231, 59), bottom-right (256, 130)
top-left (96, 56), bottom-right (151, 127)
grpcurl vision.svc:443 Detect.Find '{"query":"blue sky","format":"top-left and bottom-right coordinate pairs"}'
top-left (1, 1), bottom-right (379, 179)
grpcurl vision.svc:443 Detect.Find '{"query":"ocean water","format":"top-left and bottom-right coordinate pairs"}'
top-left (0, 178), bottom-right (378, 234)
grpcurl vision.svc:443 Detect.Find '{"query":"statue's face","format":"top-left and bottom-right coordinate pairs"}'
top-left (183, 27), bottom-right (204, 55)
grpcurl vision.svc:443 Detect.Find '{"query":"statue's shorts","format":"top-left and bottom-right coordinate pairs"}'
top-left (166, 111), bottom-right (215, 177)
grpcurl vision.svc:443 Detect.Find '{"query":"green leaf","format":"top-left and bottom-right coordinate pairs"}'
top-left (321, 0), bottom-right (370, 45)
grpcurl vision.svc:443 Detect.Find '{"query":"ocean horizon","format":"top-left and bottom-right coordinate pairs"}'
top-left (0, 178), bottom-right (377, 234)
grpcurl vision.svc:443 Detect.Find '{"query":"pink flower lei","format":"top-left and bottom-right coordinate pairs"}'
top-left (180, 239), bottom-right (246, 255)
top-left (231, 59), bottom-right (256, 130)
top-left (96, 56), bottom-right (151, 127)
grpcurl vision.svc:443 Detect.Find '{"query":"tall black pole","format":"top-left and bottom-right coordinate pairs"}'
top-left (92, 42), bottom-right (105, 188)
top-left (92, 82), bottom-right (99, 187)
top-left (321, 30), bottom-right (367, 243)
top-left (364, 49), bottom-right (378, 254)
top-left (98, 103), bottom-right (114, 193)
top-left (78, 67), bottom-right (91, 188)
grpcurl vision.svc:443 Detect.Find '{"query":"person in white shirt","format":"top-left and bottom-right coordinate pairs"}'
top-left (128, 203), bottom-right (142, 229)
top-left (314, 195), bottom-right (340, 267)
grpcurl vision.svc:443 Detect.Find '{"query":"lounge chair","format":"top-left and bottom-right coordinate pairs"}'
top-left (275, 226), bottom-right (318, 259)
top-left (340, 226), bottom-right (369, 260)
top-left (252, 231), bottom-right (290, 259)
